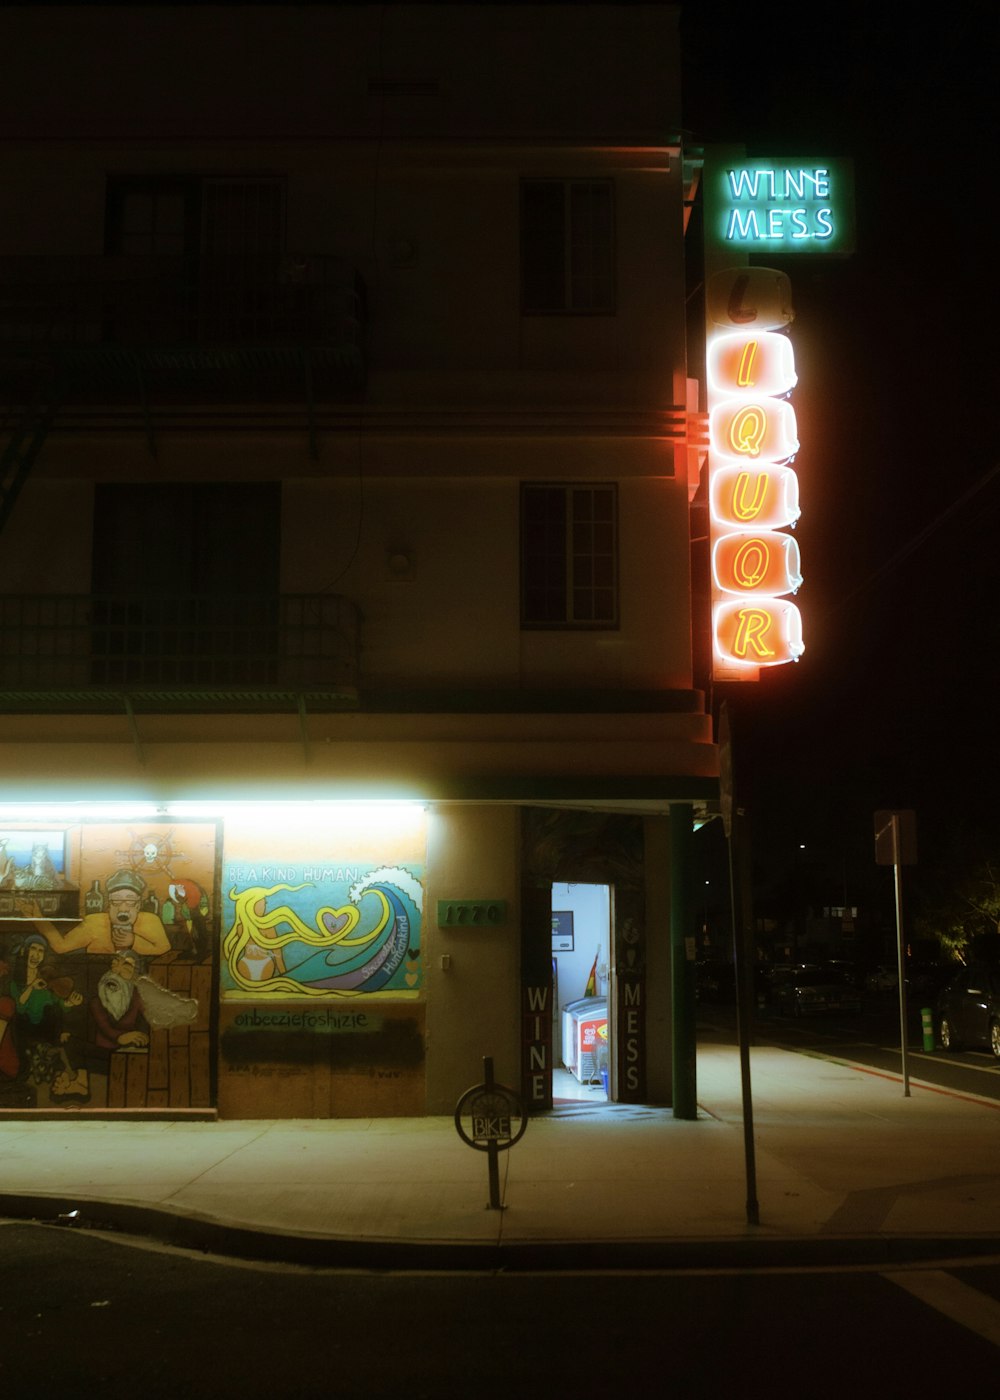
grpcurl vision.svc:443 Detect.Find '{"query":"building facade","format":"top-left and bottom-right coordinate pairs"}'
top-left (0, 4), bottom-right (716, 1119)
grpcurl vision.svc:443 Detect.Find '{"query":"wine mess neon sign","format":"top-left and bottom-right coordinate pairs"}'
top-left (707, 267), bottom-right (804, 674)
top-left (708, 159), bottom-right (855, 254)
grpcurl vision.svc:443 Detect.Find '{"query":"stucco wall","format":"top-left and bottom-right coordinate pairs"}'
top-left (423, 804), bottom-right (521, 1113)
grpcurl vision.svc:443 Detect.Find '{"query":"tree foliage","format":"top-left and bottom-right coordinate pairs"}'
top-left (914, 822), bottom-right (1000, 963)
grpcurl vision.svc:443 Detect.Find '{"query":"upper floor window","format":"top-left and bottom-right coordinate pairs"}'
top-left (92, 481), bottom-right (280, 602)
top-left (521, 483), bottom-right (618, 628)
top-left (520, 179), bottom-right (615, 314)
top-left (106, 176), bottom-right (284, 260)
top-left (105, 176), bottom-right (286, 340)
top-left (90, 481), bottom-right (282, 685)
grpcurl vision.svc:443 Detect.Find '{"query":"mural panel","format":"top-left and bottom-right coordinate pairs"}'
top-left (0, 821), bottom-right (218, 1112)
top-left (218, 814), bottom-right (426, 1117)
top-left (221, 824), bottom-right (423, 1001)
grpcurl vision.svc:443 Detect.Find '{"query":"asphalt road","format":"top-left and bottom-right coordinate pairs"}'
top-left (2, 1221), bottom-right (998, 1397)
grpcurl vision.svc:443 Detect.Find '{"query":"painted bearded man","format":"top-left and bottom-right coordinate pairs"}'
top-left (91, 951), bottom-right (150, 1051)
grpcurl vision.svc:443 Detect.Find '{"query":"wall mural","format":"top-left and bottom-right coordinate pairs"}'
top-left (221, 865), bottom-right (423, 999)
top-left (0, 822), bottom-right (218, 1111)
top-left (217, 816), bottom-right (426, 1117)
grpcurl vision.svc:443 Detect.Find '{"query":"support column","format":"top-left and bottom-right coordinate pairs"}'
top-left (671, 802), bottom-right (697, 1119)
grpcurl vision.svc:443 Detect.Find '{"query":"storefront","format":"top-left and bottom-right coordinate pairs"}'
top-left (0, 795), bottom-right (694, 1119)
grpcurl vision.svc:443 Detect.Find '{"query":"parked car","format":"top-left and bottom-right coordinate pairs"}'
top-left (771, 965), bottom-right (862, 1017)
top-left (908, 961), bottom-right (953, 1001)
top-left (936, 963), bottom-right (1000, 1057)
top-left (824, 959), bottom-right (864, 989)
top-left (865, 964), bottom-right (898, 992)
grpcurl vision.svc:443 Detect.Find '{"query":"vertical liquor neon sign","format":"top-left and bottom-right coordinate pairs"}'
top-left (706, 268), bottom-right (804, 677)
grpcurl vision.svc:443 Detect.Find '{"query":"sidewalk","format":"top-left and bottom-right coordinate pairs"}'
top-left (3, 1039), bottom-right (1000, 1268)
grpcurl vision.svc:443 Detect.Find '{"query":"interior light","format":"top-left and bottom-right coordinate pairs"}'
top-left (164, 800), bottom-right (427, 822)
top-left (0, 801), bottom-right (162, 824)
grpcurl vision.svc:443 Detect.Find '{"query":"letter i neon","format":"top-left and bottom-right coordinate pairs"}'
top-left (737, 340), bottom-right (758, 388)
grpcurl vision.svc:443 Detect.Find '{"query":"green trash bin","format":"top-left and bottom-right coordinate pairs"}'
top-left (921, 1007), bottom-right (935, 1052)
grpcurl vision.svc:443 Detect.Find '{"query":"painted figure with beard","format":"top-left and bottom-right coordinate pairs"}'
top-left (90, 951), bottom-right (149, 1051)
top-left (49, 951), bottom-right (148, 1102)
top-left (52, 951), bottom-right (199, 1104)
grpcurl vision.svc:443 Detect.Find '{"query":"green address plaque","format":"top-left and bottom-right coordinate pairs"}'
top-left (437, 899), bottom-right (508, 928)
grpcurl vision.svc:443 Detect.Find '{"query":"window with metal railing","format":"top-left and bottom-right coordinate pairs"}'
top-left (0, 592), bottom-right (360, 694)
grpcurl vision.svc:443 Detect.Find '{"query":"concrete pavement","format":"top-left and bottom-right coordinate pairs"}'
top-left (3, 1035), bottom-right (1000, 1268)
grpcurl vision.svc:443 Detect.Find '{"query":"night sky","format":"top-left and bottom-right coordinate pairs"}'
top-left (680, 3), bottom-right (998, 905)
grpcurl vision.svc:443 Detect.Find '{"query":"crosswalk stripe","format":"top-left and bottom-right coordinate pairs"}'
top-left (884, 1270), bottom-right (1000, 1347)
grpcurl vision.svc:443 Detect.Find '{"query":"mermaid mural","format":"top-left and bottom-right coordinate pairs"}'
top-left (222, 865), bottom-right (423, 999)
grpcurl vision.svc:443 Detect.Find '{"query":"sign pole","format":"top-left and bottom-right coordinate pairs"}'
top-left (719, 704), bottom-right (759, 1225)
top-left (875, 810), bottom-right (917, 1097)
top-left (892, 814), bottom-right (911, 1097)
top-left (483, 1059), bottom-right (502, 1210)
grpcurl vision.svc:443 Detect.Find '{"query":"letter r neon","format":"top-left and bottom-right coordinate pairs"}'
top-left (733, 608), bottom-right (776, 659)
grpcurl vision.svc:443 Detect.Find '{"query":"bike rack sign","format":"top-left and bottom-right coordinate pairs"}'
top-left (454, 1056), bottom-right (526, 1209)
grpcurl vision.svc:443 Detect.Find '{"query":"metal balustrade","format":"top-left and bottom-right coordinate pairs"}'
top-left (0, 593), bottom-right (361, 704)
top-left (0, 254), bottom-right (365, 348)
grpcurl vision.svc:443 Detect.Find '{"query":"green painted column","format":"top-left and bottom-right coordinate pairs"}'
top-left (671, 802), bottom-right (697, 1119)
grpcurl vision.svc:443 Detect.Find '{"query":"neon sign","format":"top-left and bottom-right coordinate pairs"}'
top-left (706, 266), bottom-right (805, 676)
top-left (710, 398), bottom-right (799, 463)
top-left (709, 466), bottom-right (800, 531)
top-left (713, 531), bottom-right (802, 596)
top-left (715, 600), bottom-right (804, 667)
top-left (708, 159), bottom-right (855, 255)
top-left (708, 330), bottom-right (797, 397)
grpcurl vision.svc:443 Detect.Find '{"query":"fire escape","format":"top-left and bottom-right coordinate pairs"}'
top-left (0, 252), bottom-right (366, 721)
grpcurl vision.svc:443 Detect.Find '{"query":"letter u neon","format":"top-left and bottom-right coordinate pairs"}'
top-left (731, 471), bottom-right (769, 522)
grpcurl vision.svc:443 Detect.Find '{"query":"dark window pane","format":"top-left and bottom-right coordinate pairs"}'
top-left (521, 182), bottom-right (566, 311)
top-left (573, 590), bottom-right (594, 621)
top-left (593, 589), bottom-right (615, 620)
top-left (594, 557), bottom-right (614, 587)
top-left (521, 482), bottom-right (617, 628)
top-left (522, 180), bottom-right (613, 314)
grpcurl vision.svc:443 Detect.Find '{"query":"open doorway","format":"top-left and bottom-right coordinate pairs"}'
top-left (551, 882), bottom-right (612, 1105)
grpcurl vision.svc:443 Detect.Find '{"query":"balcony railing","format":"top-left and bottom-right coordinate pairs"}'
top-left (0, 593), bottom-right (361, 706)
top-left (0, 254), bottom-right (365, 384)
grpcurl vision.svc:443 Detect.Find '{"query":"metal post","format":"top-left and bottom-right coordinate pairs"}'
top-left (483, 1056), bottom-right (502, 1210)
top-left (671, 803), bottom-right (697, 1119)
top-left (892, 814), bottom-right (910, 1097)
top-left (729, 806), bottom-right (759, 1225)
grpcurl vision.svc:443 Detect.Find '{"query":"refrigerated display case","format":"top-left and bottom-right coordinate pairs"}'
top-left (562, 995), bottom-right (608, 1082)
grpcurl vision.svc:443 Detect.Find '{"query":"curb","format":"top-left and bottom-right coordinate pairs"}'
top-left (4, 1193), bottom-right (1000, 1272)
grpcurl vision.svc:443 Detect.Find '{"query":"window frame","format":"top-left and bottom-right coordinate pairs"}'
top-left (520, 482), bottom-right (619, 630)
top-left (519, 177), bottom-right (616, 316)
